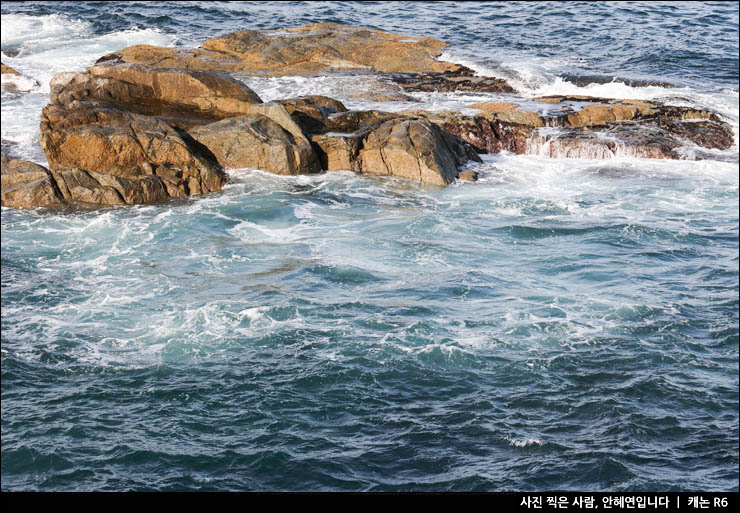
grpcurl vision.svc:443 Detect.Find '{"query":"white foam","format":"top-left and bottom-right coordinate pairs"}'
top-left (506, 437), bottom-right (546, 448)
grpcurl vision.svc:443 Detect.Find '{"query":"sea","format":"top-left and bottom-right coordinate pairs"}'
top-left (1, 1), bottom-right (738, 491)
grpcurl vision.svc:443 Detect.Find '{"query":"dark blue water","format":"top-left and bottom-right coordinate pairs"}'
top-left (1, 1), bottom-right (738, 491)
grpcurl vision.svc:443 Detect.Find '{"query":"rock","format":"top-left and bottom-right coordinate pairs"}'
top-left (655, 119), bottom-right (734, 150)
top-left (98, 23), bottom-right (516, 95)
top-left (324, 110), bottom-right (399, 134)
top-left (345, 78), bottom-right (418, 102)
top-left (311, 132), bottom-right (364, 172)
top-left (201, 22), bottom-right (459, 74)
top-left (190, 112), bottom-right (321, 174)
top-left (456, 170), bottom-right (479, 182)
top-left (1, 157), bottom-right (65, 208)
top-left (406, 97), bottom-right (734, 159)
top-left (1, 62), bottom-right (21, 75)
top-left (50, 64), bottom-right (262, 128)
top-left (277, 96), bottom-right (348, 135)
top-left (406, 110), bottom-right (536, 154)
top-left (564, 103), bottom-right (657, 128)
top-left (390, 66), bottom-right (516, 94)
top-left (100, 23), bottom-right (461, 76)
top-left (359, 118), bottom-right (481, 186)
top-left (96, 45), bottom-right (242, 72)
top-left (469, 102), bottom-right (545, 127)
top-left (48, 165), bottom-right (176, 206)
top-left (526, 125), bottom-right (683, 159)
top-left (40, 99), bottom-right (226, 204)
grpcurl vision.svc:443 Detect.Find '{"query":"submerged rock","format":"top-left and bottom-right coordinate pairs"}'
top-left (18, 61), bottom-right (481, 208)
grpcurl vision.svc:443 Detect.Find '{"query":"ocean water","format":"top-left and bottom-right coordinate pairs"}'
top-left (1, 1), bottom-right (738, 492)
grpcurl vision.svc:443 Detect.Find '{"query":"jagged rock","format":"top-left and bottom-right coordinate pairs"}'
top-left (390, 67), bottom-right (516, 94)
top-left (655, 119), bottom-right (733, 150)
top-left (1, 157), bottom-right (65, 208)
top-left (50, 64), bottom-right (262, 128)
top-left (359, 118), bottom-right (481, 186)
top-left (40, 99), bottom-right (226, 203)
top-left (407, 96), bottom-right (735, 159)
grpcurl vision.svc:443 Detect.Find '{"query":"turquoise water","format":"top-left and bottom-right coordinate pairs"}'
top-left (1, 2), bottom-right (738, 491)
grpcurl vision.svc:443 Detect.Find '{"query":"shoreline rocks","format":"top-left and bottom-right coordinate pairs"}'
top-left (96, 23), bottom-right (516, 95)
top-left (1, 23), bottom-right (736, 209)
top-left (404, 97), bottom-right (733, 160)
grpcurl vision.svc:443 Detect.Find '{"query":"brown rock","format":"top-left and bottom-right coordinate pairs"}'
top-left (406, 110), bottom-right (535, 154)
top-left (101, 23), bottom-right (459, 76)
top-left (456, 170), bottom-right (479, 182)
top-left (359, 118), bottom-right (481, 186)
top-left (469, 102), bottom-right (545, 127)
top-left (50, 64), bottom-right (262, 128)
top-left (655, 119), bottom-right (734, 150)
top-left (40, 99), bottom-right (226, 204)
top-left (277, 95), bottom-right (348, 135)
top-left (324, 110), bottom-right (399, 134)
top-left (390, 66), bottom-right (515, 94)
top-left (311, 132), bottom-right (364, 172)
top-left (202, 22), bottom-right (458, 74)
top-left (565, 103), bottom-right (656, 128)
top-left (1, 62), bottom-right (21, 75)
top-left (97, 45), bottom-right (242, 72)
top-left (526, 125), bottom-right (682, 160)
top-left (1, 158), bottom-right (65, 208)
top-left (190, 113), bottom-right (321, 174)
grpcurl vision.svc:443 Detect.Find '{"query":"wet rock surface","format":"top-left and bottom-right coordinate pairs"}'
top-left (389, 67), bottom-right (516, 94)
top-left (100, 22), bottom-right (462, 75)
top-left (2, 23), bottom-right (736, 208)
top-left (1, 63), bottom-right (21, 76)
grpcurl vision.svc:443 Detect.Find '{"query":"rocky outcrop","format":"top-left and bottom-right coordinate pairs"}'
top-left (50, 63), bottom-right (262, 128)
top-left (101, 23), bottom-right (458, 75)
top-left (390, 66), bottom-right (515, 94)
top-left (42, 99), bottom-right (224, 184)
top-left (5, 23), bottom-right (735, 209)
top-left (13, 61), bottom-right (480, 208)
top-left (405, 97), bottom-right (734, 160)
top-left (97, 23), bottom-right (514, 94)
